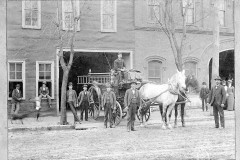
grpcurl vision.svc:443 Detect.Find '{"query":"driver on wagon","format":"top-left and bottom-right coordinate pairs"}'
top-left (113, 52), bottom-right (126, 83)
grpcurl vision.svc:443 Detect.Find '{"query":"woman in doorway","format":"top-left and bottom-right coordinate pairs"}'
top-left (227, 80), bottom-right (235, 111)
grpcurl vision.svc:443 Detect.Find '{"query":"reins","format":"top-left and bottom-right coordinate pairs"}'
top-left (141, 80), bottom-right (191, 107)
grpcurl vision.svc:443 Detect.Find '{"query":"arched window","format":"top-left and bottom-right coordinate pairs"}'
top-left (184, 61), bottom-right (197, 78)
top-left (148, 60), bottom-right (162, 83)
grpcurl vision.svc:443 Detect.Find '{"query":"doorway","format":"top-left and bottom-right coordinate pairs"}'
top-left (208, 50), bottom-right (234, 89)
top-left (58, 51), bottom-right (131, 111)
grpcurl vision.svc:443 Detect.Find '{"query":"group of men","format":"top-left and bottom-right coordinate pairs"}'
top-left (11, 81), bottom-right (52, 115)
top-left (101, 80), bottom-right (141, 132)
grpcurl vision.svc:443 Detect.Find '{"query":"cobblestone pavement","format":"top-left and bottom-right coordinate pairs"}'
top-left (8, 109), bottom-right (235, 160)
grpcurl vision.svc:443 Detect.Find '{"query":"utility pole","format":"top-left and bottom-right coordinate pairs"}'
top-left (209, 0), bottom-right (220, 116)
top-left (234, 0), bottom-right (240, 159)
top-left (0, 0), bottom-right (8, 159)
top-left (212, 0), bottom-right (220, 82)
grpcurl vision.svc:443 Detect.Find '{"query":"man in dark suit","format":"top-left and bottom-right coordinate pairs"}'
top-left (207, 76), bottom-right (226, 129)
top-left (11, 84), bottom-right (22, 114)
top-left (124, 80), bottom-right (141, 132)
top-left (78, 84), bottom-right (92, 121)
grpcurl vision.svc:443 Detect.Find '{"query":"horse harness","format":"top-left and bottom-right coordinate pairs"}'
top-left (141, 82), bottom-right (190, 108)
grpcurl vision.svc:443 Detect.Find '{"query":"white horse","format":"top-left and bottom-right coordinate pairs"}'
top-left (139, 70), bottom-right (186, 129)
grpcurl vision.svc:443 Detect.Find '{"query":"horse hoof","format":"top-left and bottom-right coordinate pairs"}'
top-left (140, 123), bottom-right (144, 127)
top-left (182, 124), bottom-right (186, 127)
top-left (162, 125), bottom-right (166, 130)
top-left (174, 124), bottom-right (178, 128)
top-left (167, 124), bottom-right (172, 129)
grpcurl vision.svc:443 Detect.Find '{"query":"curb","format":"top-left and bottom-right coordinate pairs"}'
top-left (8, 125), bottom-right (75, 132)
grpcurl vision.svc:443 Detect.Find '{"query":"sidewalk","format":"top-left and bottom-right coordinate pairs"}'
top-left (8, 107), bottom-right (235, 132)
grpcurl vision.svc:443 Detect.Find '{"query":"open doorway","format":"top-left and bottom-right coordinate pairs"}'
top-left (208, 50), bottom-right (234, 89)
top-left (219, 50), bottom-right (234, 85)
top-left (58, 51), bottom-right (131, 110)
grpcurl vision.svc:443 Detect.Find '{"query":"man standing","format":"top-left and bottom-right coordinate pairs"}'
top-left (67, 82), bottom-right (81, 124)
top-left (207, 76), bottom-right (226, 129)
top-left (124, 80), bottom-right (141, 132)
top-left (199, 82), bottom-right (209, 111)
top-left (78, 84), bottom-right (92, 121)
top-left (11, 84), bottom-right (22, 114)
top-left (102, 82), bottom-right (116, 128)
top-left (113, 52), bottom-right (126, 83)
top-left (39, 81), bottom-right (52, 108)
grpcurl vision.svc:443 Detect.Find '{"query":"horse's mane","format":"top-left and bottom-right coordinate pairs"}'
top-left (169, 72), bottom-right (178, 86)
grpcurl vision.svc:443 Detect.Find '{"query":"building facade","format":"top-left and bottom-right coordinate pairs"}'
top-left (7, 0), bottom-right (235, 113)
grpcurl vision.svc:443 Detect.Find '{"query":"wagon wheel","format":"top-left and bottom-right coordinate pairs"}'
top-left (88, 85), bottom-right (101, 120)
top-left (137, 100), bottom-right (151, 122)
top-left (113, 101), bottom-right (122, 126)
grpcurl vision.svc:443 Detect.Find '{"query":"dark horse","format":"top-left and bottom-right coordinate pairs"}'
top-left (159, 90), bottom-right (188, 127)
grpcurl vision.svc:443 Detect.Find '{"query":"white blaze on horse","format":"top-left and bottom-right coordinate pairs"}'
top-left (139, 70), bottom-right (186, 129)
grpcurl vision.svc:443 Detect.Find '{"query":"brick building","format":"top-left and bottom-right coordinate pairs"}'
top-left (7, 0), bottom-right (235, 113)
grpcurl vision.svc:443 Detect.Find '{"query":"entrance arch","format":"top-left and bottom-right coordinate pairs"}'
top-left (208, 49), bottom-right (234, 89)
top-left (219, 49), bottom-right (234, 84)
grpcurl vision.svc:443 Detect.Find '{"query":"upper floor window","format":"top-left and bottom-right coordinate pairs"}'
top-left (148, 0), bottom-right (161, 23)
top-left (183, 61), bottom-right (197, 78)
top-left (22, 0), bottom-right (41, 29)
top-left (219, 0), bottom-right (226, 27)
top-left (8, 61), bottom-right (25, 99)
top-left (148, 60), bottom-right (162, 83)
top-left (183, 0), bottom-right (195, 24)
top-left (62, 0), bottom-right (80, 31)
top-left (101, 0), bottom-right (117, 32)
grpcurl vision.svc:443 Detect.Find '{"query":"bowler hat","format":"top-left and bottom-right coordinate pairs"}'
top-left (214, 76), bottom-right (221, 81)
top-left (130, 80), bottom-right (138, 85)
top-left (83, 84), bottom-right (88, 88)
top-left (16, 84), bottom-right (20, 87)
top-left (68, 82), bottom-right (73, 86)
top-left (42, 81), bottom-right (47, 84)
top-left (228, 79), bottom-right (232, 83)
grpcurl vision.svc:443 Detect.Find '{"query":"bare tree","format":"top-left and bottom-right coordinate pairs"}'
top-left (54, 0), bottom-right (83, 125)
top-left (153, 0), bottom-right (193, 71)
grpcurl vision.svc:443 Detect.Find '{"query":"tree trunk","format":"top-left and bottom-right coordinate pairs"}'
top-left (212, 1), bottom-right (220, 84)
top-left (234, 0), bottom-right (240, 159)
top-left (60, 69), bottom-right (69, 125)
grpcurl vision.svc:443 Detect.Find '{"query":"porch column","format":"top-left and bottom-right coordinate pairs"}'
top-left (0, 0), bottom-right (8, 159)
top-left (211, 0), bottom-right (220, 83)
top-left (234, 0), bottom-right (240, 159)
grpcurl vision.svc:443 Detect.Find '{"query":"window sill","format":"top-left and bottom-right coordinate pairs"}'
top-left (8, 98), bottom-right (26, 101)
top-left (22, 26), bottom-right (41, 30)
top-left (101, 29), bottom-right (117, 33)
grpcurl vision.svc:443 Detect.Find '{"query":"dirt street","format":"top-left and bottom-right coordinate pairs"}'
top-left (8, 110), bottom-right (235, 160)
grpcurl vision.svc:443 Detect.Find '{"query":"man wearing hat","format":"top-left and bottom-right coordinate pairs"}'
top-left (101, 82), bottom-right (117, 128)
top-left (67, 82), bottom-right (81, 124)
top-left (199, 82), bottom-right (209, 111)
top-left (207, 76), bottom-right (226, 129)
top-left (11, 84), bottom-right (22, 114)
top-left (124, 80), bottom-right (141, 132)
top-left (113, 53), bottom-right (126, 83)
top-left (78, 84), bottom-right (92, 121)
top-left (39, 81), bottom-right (52, 108)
